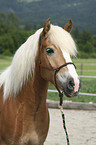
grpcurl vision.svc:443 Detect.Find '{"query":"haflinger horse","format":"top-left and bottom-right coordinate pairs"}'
top-left (0, 18), bottom-right (81, 145)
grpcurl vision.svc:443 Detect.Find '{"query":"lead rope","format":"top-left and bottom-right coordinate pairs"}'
top-left (58, 92), bottom-right (70, 145)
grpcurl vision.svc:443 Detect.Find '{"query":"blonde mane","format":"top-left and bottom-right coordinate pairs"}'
top-left (0, 28), bottom-right (43, 101)
top-left (0, 24), bottom-right (77, 101)
top-left (48, 25), bottom-right (77, 56)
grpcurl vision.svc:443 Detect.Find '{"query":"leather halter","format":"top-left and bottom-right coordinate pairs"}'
top-left (38, 36), bottom-right (76, 105)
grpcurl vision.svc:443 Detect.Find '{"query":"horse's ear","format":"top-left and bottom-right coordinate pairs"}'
top-left (43, 18), bottom-right (51, 36)
top-left (63, 19), bottom-right (73, 32)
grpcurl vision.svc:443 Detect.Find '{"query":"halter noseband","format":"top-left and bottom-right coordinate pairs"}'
top-left (38, 36), bottom-right (76, 105)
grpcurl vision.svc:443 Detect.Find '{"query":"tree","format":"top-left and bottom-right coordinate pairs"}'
top-left (0, 12), bottom-right (6, 25)
top-left (24, 23), bottom-right (32, 31)
top-left (93, 36), bottom-right (96, 48)
top-left (83, 41), bottom-right (94, 53)
top-left (0, 34), bottom-right (14, 54)
top-left (0, 12), bottom-right (7, 35)
top-left (7, 12), bottom-right (20, 27)
top-left (79, 30), bottom-right (92, 44)
top-left (72, 27), bottom-right (80, 40)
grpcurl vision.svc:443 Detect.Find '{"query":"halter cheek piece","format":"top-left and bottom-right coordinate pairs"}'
top-left (38, 36), bottom-right (76, 106)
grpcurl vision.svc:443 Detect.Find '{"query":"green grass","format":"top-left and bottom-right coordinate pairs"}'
top-left (73, 58), bottom-right (96, 76)
top-left (0, 55), bottom-right (12, 71)
top-left (0, 56), bottom-right (96, 103)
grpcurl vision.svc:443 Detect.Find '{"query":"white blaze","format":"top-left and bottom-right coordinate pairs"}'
top-left (63, 52), bottom-right (79, 92)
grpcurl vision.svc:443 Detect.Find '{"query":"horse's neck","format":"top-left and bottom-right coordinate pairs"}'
top-left (19, 66), bottom-right (49, 112)
top-left (32, 68), bottom-right (49, 110)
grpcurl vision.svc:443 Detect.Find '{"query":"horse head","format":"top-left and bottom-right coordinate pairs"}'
top-left (38, 18), bottom-right (81, 97)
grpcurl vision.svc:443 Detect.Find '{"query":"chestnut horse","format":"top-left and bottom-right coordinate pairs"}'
top-left (0, 18), bottom-right (81, 145)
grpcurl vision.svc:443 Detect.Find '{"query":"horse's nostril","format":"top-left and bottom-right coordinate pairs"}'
top-left (67, 78), bottom-right (75, 91)
top-left (69, 78), bottom-right (75, 87)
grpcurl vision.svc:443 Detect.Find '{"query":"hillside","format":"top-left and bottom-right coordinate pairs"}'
top-left (0, 0), bottom-right (96, 33)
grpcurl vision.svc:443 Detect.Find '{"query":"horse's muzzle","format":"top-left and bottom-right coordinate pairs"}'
top-left (62, 77), bottom-right (81, 97)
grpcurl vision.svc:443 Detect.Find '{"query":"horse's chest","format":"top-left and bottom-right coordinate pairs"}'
top-left (19, 120), bottom-right (48, 145)
top-left (20, 130), bottom-right (39, 145)
top-left (19, 107), bottom-right (49, 145)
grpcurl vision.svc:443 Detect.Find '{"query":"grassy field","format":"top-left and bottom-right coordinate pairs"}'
top-left (0, 55), bottom-right (12, 73)
top-left (0, 55), bottom-right (96, 103)
top-left (73, 58), bottom-right (96, 76)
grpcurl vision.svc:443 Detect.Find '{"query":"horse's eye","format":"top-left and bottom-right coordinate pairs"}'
top-left (46, 48), bottom-right (54, 55)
